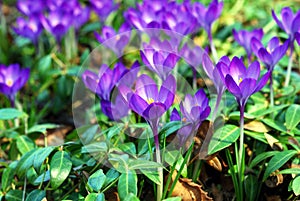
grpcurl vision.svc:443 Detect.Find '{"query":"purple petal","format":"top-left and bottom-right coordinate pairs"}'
top-left (195, 89), bottom-right (207, 106)
top-left (170, 108), bottom-right (181, 121)
top-left (190, 106), bottom-right (201, 122)
top-left (205, 3), bottom-right (218, 25)
top-left (239, 78), bottom-right (257, 99)
top-left (225, 75), bottom-right (241, 97)
top-left (254, 71), bottom-right (270, 93)
top-left (202, 53), bottom-right (214, 79)
top-left (258, 48), bottom-right (272, 67)
top-left (246, 61), bottom-right (260, 80)
top-left (200, 107), bottom-right (211, 120)
top-left (295, 32), bottom-right (300, 46)
top-left (251, 37), bottom-right (263, 55)
top-left (219, 55), bottom-right (230, 66)
top-left (229, 57), bottom-right (246, 83)
top-left (142, 102), bottom-right (166, 120)
top-left (268, 37), bottom-right (280, 52)
top-left (292, 12), bottom-right (300, 33)
top-left (281, 7), bottom-right (293, 33)
top-left (82, 70), bottom-right (98, 92)
top-left (135, 74), bottom-right (158, 101)
top-left (271, 40), bottom-right (289, 65)
top-left (129, 94), bottom-right (149, 116)
top-left (163, 53), bottom-right (179, 69)
top-left (272, 9), bottom-right (284, 31)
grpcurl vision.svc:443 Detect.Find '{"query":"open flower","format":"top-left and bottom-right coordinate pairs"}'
top-left (82, 62), bottom-right (139, 101)
top-left (13, 15), bottom-right (43, 45)
top-left (140, 38), bottom-right (179, 80)
top-left (40, 10), bottom-right (73, 43)
top-left (232, 28), bottom-right (263, 60)
top-left (17, 0), bottom-right (45, 15)
top-left (272, 7), bottom-right (300, 41)
top-left (216, 57), bottom-right (270, 107)
top-left (180, 89), bottom-right (211, 125)
top-left (251, 37), bottom-right (289, 70)
top-left (0, 64), bottom-right (30, 106)
top-left (128, 74), bottom-right (176, 128)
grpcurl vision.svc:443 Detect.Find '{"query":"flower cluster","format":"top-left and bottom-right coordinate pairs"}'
top-left (14, 0), bottom-right (119, 44)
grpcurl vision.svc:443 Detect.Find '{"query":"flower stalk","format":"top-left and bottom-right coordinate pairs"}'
top-left (284, 43), bottom-right (294, 87)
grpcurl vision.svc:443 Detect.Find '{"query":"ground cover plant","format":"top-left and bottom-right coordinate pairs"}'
top-left (0, 0), bottom-right (300, 200)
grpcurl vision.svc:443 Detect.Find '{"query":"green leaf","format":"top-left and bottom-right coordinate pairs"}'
top-left (50, 151), bottom-right (72, 189)
top-left (0, 108), bottom-right (26, 120)
top-left (159, 121), bottom-right (182, 138)
top-left (278, 168), bottom-right (300, 175)
top-left (162, 197), bottom-right (182, 201)
top-left (5, 190), bottom-right (23, 201)
top-left (140, 169), bottom-right (161, 185)
top-left (16, 148), bottom-right (37, 177)
top-left (84, 193), bottom-right (105, 201)
top-left (244, 175), bottom-right (259, 201)
top-left (1, 166), bottom-right (15, 192)
top-left (80, 125), bottom-right (99, 145)
top-left (263, 150), bottom-right (297, 181)
top-left (249, 104), bottom-right (288, 118)
top-left (108, 154), bottom-right (129, 173)
top-left (117, 170), bottom-right (138, 200)
top-left (128, 159), bottom-right (162, 170)
top-left (124, 193), bottom-right (140, 201)
top-left (285, 104), bottom-right (300, 131)
top-left (208, 125), bottom-right (240, 155)
top-left (164, 150), bottom-right (187, 177)
top-left (292, 176), bottom-right (300, 196)
top-left (87, 169), bottom-right (106, 192)
top-left (249, 151), bottom-right (279, 168)
top-left (16, 135), bottom-right (36, 155)
top-left (33, 146), bottom-right (55, 172)
top-left (103, 169), bottom-right (120, 188)
top-left (119, 142), bottom-right (136, 155)
top-left (81, 142), bottom-right (108, 154)
top-left (33, 171), bottom-right (50, 186)
top-left (261, 118), bottom-right (286, 133)
top-left (25, 189), bottom-right (45, 201)
top-left (28, 124), bottom-right (58, 134)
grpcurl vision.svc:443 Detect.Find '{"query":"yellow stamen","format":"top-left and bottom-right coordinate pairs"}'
top-left (6, 79), bottom-right (13, 87)
top-left (239, 77), bottom-right (243, 84)
top-left (147, 98), bottom-right (154, 104)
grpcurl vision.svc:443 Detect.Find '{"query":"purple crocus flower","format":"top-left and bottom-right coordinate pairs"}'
top-left (191, 0), bottom-right (223, 37)
top-left (272, 7), bottom-right (300, 41)
top-left (13, 15), bottom-right (43, 45)
top-left (128, 74), bottom-right (176, 128)
top-left (89, 0), bottom-right (118, 21)
top-left (216, 57), bottom-right (270, 107)
top-left (232, 28), bottom-right (264, 61)
top-left (0, 64), bottom-right (30, 106)
top-left (180, 89), bottom-right (211, 126)
top-left (70, 3), bottom-right (90, 30)
top-left (40, 10), bottom-right (72, 43)
top-left (94, 23), bottom-right (131, 56)
top-left (17, 0), bottom-right (45, 16)
top-left (140, 38), bottom-right (179, 80)
top-left (202, 53), bottom-right (230, 95)
top-left (251, 37), bottom-right (289, 70)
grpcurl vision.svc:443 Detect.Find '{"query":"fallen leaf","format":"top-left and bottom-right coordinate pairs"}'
top-left (35, 126), bottom-right (72, 146)
top-left (168, 171), bottom-right (213, 201)
top-left (264, 133), bottom-right (283, 150)
top-left (265, 170), bottom-right (283, 188)
top-left (245, 120), bottom-right (270, 133)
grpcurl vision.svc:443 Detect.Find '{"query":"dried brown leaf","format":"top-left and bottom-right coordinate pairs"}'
top-left (169, 171), bottom-right (213, 201)
top-left (264, 133), bottom-right (283, 150)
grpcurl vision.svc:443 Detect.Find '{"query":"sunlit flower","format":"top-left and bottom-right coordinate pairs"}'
top-left (0, 64), bottom-right (30, 106)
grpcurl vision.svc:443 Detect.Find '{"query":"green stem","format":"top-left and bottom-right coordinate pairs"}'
top-left (153, 123), bottom-right (163, 201)
top-left (226, 148), bottom-right (241, 200)
top-left (238, 103), bottom-right (245, 200)
top-left (284, 43), bottom-right (294, 87)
